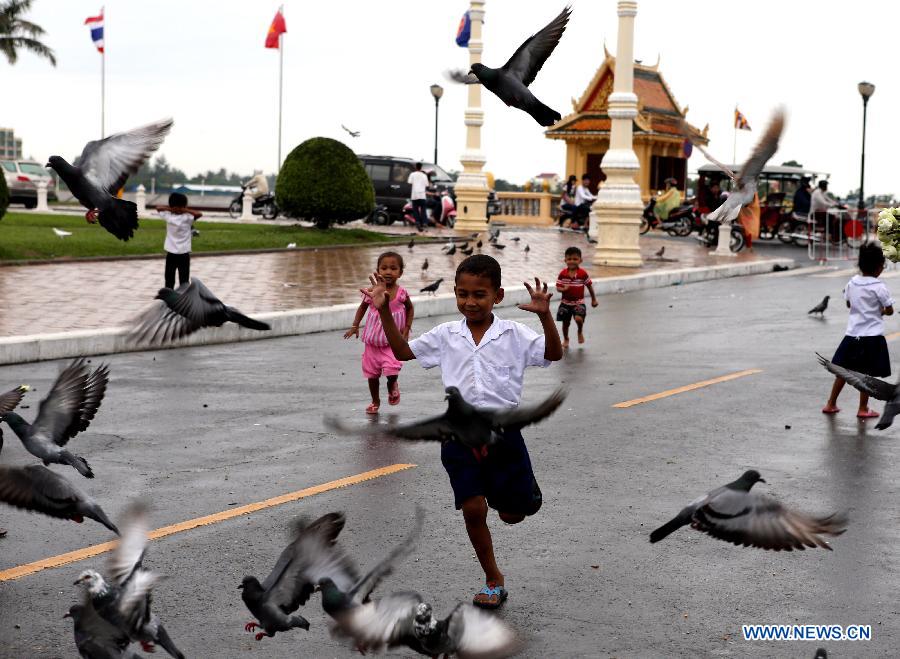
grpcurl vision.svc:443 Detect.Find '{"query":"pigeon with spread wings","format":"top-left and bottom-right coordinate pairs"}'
top-left (447, 6), bottom-right (571, 126)
top-left (46, 119), bottom-right (173, 241)
top-left (128, 278), bottom-right (271, 346)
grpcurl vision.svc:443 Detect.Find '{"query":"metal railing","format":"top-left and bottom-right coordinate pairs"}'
top-left (791, 208), bottom-right (876, 262)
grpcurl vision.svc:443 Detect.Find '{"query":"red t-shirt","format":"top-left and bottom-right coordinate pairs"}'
top-left (557, 267), bottom-right (592, 305)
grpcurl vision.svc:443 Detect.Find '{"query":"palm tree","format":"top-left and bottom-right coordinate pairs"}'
top-left (0, 0), bottom-right (55, 66)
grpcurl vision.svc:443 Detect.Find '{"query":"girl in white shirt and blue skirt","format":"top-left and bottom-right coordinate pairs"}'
top-left (823, 243), bottom-right (895, 417)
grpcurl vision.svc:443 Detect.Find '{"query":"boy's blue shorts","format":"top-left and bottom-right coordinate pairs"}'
top-left (440, 428), bottom-right (543, 516)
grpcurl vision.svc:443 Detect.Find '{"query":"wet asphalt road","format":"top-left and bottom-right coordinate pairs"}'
top-left (1, 256), bottom-right (899, 658)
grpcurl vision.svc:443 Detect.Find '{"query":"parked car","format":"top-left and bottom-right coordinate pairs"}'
top-left (358, 155), bottom-right (456, 222)
top-left (1, 160), bottom-right (55, 208)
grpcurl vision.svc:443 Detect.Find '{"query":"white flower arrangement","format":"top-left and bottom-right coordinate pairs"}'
top-left (876, 207), bottom-right (900, 262)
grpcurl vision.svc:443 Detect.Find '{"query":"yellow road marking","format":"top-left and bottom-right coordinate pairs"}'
top-left (0, 463), bottom-right (416, 582)
top-left (613, 369), bottom-right (763, 408)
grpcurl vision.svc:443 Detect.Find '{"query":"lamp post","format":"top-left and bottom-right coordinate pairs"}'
top-left (430, 83), bottom-right (444, 165)
top-left (857, 81), bottom-right (875, 212)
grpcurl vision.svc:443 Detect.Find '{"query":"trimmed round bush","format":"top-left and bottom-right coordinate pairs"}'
top-left (0, 171), bottom-right (8, 220)
top-left (276, 137), bottom-right (374, 228)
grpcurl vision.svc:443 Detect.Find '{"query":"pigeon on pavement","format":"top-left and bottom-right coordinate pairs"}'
top-left (53, 227), bottom-right (73, 237)
top-left (655, 245), bottom-right (665, 258)
top-left (461, 246), bottom-right (475, 256)
top-left (128, 278), bottom-right (271, 346)
top-left (492, 243), bottom-right (506, 250)
top-left (341, 124), bottom-right (360, 138)
top-left (420, 278), bottom-right (444, 295)
top-left (816, 353), bottom-right (900, 429)
top-left (2, 359), bottom-right (108, 478)
top-left (240, 512), bottom-right (358, 641)
top-left (46, 119), bottom-right (173, 241)
top-left (0, 465), bottom-right (118, 534)
top-left (74, 503), bottom-right (185, 658)
top-left (524, 244), bottom-right (530, 254)
top-left (446, 243), bottom-right (457, 255)
top-left (693, 109), bottom-right (785, 225)
top-left (476, 240), bottom-right (483, 249)
top-left (408, 238), bottom-right (415, 250)
top-left (327, 386), bottom-right (566, 450)
top-left (649, 470), bottom-right (847, 551)
top-left (447, 6), bottom-right (570, 126)
top-left (65, 599), bottom-right (138, 659)
top-left (422, 258), bottom-right (429, 272)
top-left (808, 295), bottom-right (830, 316)
top-left (510, 236), bottom-right (520, 242)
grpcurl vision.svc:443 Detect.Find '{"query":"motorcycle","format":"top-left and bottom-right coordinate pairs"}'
top-left (228, 185), bottom-right (279, 220)
top-left (696, 219), bottom-right (746, 253)
top-left (640, 199), bottom-right (693, 236)
top-left (402, 192), bottom-right (456, 228)
top-left (558, 203), bottom-right (591, 231)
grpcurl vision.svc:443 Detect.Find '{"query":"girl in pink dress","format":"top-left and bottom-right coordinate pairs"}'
top-left (344, 251), bottom-right (414, 414)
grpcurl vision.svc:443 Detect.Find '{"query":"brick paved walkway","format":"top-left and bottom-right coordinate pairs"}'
top-left (0, 227), bottom-right (771, 336)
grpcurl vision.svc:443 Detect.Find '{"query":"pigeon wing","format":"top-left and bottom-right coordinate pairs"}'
top-left (736, 108), bottom-right (785, 188)
top-left (694, 490), bottom-right (847, 551)
top-left (448, 604), bottom-right (522, 659)
top-left (74, 594), bottom-right (132, 657)
top-left (107, 503), bottom-right (150, 587)
top-left (128, 300), bottom-right (201, 346)
top-left (817, 353), bottom-right (895, 400)
top-left (61, 363), bottom-right (109, 443)
top-left (339, 593), bottom-right (423, 651)
top-left (0, 385), bottom-right (27, 415)
top-left (76, 119), bottom-right (173, 193)
top-left (446, 69), bottom-right (480, 84)
top-left (31, 360), bottom-right (91, 446)
top-left (0, 465), bottom-right (82, 519)
top-left (490, 388), bottom-right (566, 432)
top-left (349, 507), bottom-right (425, 605)
top-left (500, 6), bottom-right (571, 87)
top-left (167, 278), bottom-right (226, 327)
top-left (388, 415), bottom-right (460, 442)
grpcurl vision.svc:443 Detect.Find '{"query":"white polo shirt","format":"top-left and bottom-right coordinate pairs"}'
top-left (844, 275), bottom-right (894, 336)
top-left (408, 315), bottom-right (550, 409)
top-left (159, 211), bottom-right (195, 254)
top-left (408, 170), bottom-right (429, 200)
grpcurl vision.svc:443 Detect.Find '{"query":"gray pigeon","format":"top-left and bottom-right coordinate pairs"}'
top-left (74, 503), bottom-right (185, 658)
top-left (808, 295), bottom-right (830, 315)
top-left (461, 246), bottom-right (475, 256)
top-left (0, 465), bottom-right (118, 534)
top-left (649, 470), bottom-right (847, 551)
top-left (695, 109), bottom-right (785, 224)
top-left (448, 7), bottom-right (570, 126)
top-left (655, 245), bottom-right (665, 258)
top-left (510, 236), bottom-right (520, 242)
top-left (492, 243), bottom-right (506, 250)
top-left (65, 599), bottom-right (138, 659)
top-left (0, 384), bottom-right (28, 455)
top-left (2, 359), bottom-right (109, 478)
top-left (446, 243), bottom-right (457, 256)
top-left (240, 512), bottom-right (358, 641)
top-left (408, 238), bottom-right (415, 250)
top-left (524, 244), bottom-right (530, 254)
top-left (327, 386), bottom-right (566, 450)
top-left (422, 258), bottom-right (429, 272)
top-left (46, 119), bottom-right (173, 241)
top-left (128, 278), bottom-right (271, 346)
top-left (817, 353), bottom-right (900, 429)
top-left (420, 278), bottom-right (444, 295)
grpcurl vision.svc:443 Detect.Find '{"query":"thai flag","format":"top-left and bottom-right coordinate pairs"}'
top-left (84, 9), bottom-right (104, 53)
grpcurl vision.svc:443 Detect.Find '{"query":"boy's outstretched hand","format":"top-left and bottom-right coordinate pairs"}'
top-left (360, 272), bottom-right (389, 310)
top-left (518, 277), bottom-right (553, 315)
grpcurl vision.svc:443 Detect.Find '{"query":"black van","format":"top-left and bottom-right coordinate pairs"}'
top-left (358, 155), bottom-right (456, 222)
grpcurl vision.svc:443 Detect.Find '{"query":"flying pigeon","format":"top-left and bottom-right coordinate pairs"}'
top-left (447, 6), bottom-right (570, 126)
top-left (808, 295), bottom-right (829, 316)
top-left (341, 124), bottom-right (360, 138)
top-left (240, 513), bottom-right (359, 641)
top-left (461, 246), bottom-right (475, 256)
top-left (693, 109), bottom-right (785, 224)
top-left (422, 258), bottom-right (429, 272)
top-left (46, 118), bottom-right (173, 241)
top-left (420, 278), bottom-right (443, 295)
top-left (128, 278), bottom-right (271, 346)
top-left (655, 245), bottom-right (665, 258)
top-left (0, 465), bottom-right (118, 534)
top-left (65, 599), bottom-right (138, 659)
top-left (446, 243), bottom-right (457, 255)
top-left (327, 386), bottom-right (565, 450)
top-left (74, 503), bottom-right (185, 658)
top-left (53, 227), bottom-right (73, 237)
top-left (1, 359), bottom-right (108, 478)
top-left (649, 470), bottom-right (847, 551)
top-left (816, 353), bottom-right (900, 429)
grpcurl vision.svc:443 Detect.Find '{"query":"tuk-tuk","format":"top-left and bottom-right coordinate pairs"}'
top-left (696, 164), bottom-right (828, 243)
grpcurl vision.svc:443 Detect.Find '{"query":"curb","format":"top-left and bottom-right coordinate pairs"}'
top-left (0, 257), bottom-right (793, 365)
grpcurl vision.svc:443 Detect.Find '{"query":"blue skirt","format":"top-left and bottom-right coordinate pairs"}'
top-left (832, 335), bottom-right (891, 378)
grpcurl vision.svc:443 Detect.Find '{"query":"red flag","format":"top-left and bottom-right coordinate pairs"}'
top-left (265, 9), bottom-right (286, 49)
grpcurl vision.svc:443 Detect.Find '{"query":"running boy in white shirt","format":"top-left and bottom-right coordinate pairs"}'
top-left (364, 254), bottom-right (563, 609)
top-left (157, 192), bottom-right (202, 289)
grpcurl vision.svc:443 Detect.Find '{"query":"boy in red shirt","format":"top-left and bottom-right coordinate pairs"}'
top-left (555, 246), bottom-right (598, 348)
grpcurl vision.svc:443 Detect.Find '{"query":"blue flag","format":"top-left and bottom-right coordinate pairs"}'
top-left (456, 11), bottom-right (471, 47)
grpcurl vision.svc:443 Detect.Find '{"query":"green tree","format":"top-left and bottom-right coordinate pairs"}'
top-left (276, 137), bottom-right (374, 228)
top-left (0, 0), bottom-right (55, 66)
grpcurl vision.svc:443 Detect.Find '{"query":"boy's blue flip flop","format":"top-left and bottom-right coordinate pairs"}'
top-left (473, 583), bottom-right (508, 609)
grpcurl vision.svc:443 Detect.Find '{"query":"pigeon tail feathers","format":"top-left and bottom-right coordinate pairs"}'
top-left (153, 623), bottom-right (185, 659)
top-left (526, 98), bottom-right (561, 127)
top-left (87, 505), bottom-right (120, 535)
top-left (224, 308), bottom-right (271, 331)
top-left (649, 513), bottom-right (691, 543)
top-left (98, 198), bottom-right (139, 242)
top-left (61, 450), bottom-right (94, 478)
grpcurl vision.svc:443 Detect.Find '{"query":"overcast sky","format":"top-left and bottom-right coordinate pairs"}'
top-left (4, 1), bottom-right (897, 196)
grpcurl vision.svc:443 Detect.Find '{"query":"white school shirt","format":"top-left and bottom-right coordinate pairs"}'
top-left (408, 171), bottom-right (429, 200)
top-left (159, 211), bottom-right (195, 254)
top-left (575, 184), bottom-right (595, 206)
top-left (843, 275), bottom-right (894, 337)
top-left (408, 315), bottom-right (550, 409)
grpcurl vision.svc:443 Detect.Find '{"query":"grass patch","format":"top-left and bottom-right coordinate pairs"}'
top-left (0, 212), bottom-right (395, 261)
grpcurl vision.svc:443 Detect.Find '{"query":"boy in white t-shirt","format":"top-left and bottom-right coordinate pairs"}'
top-left (364, 254), bottom-right (563, 610)
top-left (157, 192), bottom-right (202, 289)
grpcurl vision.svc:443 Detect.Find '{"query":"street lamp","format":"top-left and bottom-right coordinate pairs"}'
top-left (857, 81), bottom-right (875, 212)
top-left (430, 83), bottom-right (444, 165)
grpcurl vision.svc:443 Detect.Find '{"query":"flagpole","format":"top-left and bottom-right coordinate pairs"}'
top-left (100, 6), bottom-right (105, 138)
top-left (277, 5), bottom-right (284, 172)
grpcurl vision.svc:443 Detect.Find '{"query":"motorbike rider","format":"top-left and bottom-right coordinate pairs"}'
top-left (654, 177), bottom-right (681, 221)
top-left (572, 173), bottom-right (596, 230)
top-left (244, 171), bottom-right (270, 200)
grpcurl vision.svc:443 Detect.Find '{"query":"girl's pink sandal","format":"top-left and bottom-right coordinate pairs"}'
top-left (857, 409), bottom-right (880, 419)
top-left (365, 402), bottom-right (380, 415)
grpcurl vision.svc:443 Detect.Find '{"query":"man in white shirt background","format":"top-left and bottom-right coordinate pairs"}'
top-left (407, 162), bottom-right (429, 232)
top-left (571, 173), bottom-right (596, 231)
top-left (811, 180), bottom-right (843, 243)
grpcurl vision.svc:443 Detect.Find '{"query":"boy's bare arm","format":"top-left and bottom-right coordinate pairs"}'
top-left (586, 281), bottom-right (599, 306)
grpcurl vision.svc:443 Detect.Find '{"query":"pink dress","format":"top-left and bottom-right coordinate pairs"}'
top-left (360, 287), bottom-right (408, 378)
